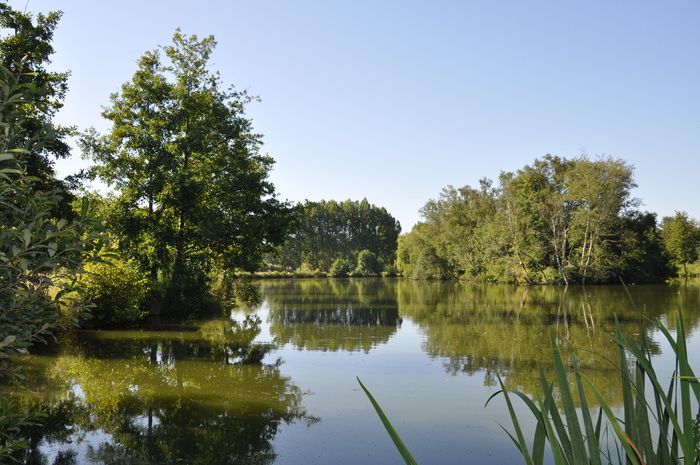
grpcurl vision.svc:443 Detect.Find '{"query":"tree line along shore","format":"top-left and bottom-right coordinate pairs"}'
top-left (2, 3), bottom-right (700, 461)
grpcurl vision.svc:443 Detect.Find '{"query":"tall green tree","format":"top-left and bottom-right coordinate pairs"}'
top-left (399, 155), bottom-right (671, 284)
top-left (396, 223), bottom-right (453, 280)
top-left (615, 211), bottom-right (671, 283)
top-left (660, 211), bottom-right (700, 278)
top-left (271, 199), bottom-right (401, 273)
top-left (82, 31), bottom-right (290, 314)
top-left (0, 4), bottom-right (74, 213)
top-left (566, 157), bottom-right (638, 282)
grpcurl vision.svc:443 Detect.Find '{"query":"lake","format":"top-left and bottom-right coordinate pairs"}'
top-left (10, 279), bottom-right (700, 465)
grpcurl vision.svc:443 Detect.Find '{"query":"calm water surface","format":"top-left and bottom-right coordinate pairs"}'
top-left (11, 279), bottom-right (700, 465)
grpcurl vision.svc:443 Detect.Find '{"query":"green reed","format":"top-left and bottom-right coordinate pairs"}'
top-left (360, 313), bottom-right (700, 465)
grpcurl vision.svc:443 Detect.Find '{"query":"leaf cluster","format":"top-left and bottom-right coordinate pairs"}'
top-left (399, 155), bottom-right (671, 284)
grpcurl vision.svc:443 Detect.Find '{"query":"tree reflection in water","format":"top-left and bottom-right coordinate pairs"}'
top-left (12, 279), bottom-right (700, 464)
top-left (16, 316), bottom-right (316, 465)
top-left (261, 279), bottom-right (700, 407)
top-left (397, 282), bottom-right (700, 404)
top-left (262, 279), bottom-right (402, 352)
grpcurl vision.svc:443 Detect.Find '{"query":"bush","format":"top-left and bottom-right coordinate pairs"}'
top-left (0, 67), bottom-right (105, 363)
top-left (329, 258), bottom-right (353, 277)
top-left (244, 270), bottom-right (330, 279)
top-left (381, 263), bottom-right (399, 277)
top-left (354, 250), bottom-right (381, 276)
top-left (78, 257), bottom-right (149, 326)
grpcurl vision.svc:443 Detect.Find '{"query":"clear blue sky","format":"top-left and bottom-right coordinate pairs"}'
top-left (11, 0), bottom-right (700, 230)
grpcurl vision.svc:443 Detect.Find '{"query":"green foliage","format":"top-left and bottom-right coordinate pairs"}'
top-left (0, 399), bottom-right (45, 462)
top-left (77, 256), bottom-right (149, 326)
top-left (399, 155), bottom-right (671, 283)
top-left (353, 249), bottom-right (381, 276)
top-left (616, 211), bottom-right (673, 283)
top-left (397, 223), bottom-right (454, 280)
top-left (0, 4), bottom-right (74, 216)
top-left (0, 66), bottom-right (103, 365)
top-left (381, 263), bottom-right (399, 277)
top-left (0, 63), bottom-right (101, 463)
top-left (209, 273), bottom-right (262, 311)
top-left (661, 212), bottom-right (700, 278)
top-left (329, 257), bottom-right (353, 277)
top-left (81, 30), bottom-right (291, 315)
top-left (270, 199), bottom-right (401, 274)
top-left (246, 269), bottom-right (328, 279)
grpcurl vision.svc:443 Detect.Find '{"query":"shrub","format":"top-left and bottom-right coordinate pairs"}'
top-left (329, 258), bottom-right (353, 277)
top-left (354, 250), bottom-right (381, 276)
top-left (0, 67), bottom-right (105, 362)
top-left (78, 257), bottom-right (149, 326)
top-left (381, 263), bottom-right (399, 277)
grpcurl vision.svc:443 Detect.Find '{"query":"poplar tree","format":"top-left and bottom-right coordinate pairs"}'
top-left (661, 212), bottom-right (700, 278)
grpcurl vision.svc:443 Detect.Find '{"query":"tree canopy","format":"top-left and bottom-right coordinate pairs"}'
top-left (82, 31), bottom-right (291, 314)
top-left (398, 155), bottom-right (672, 284)
top-left (0, 4), bottom-right (74, 214)
top-left (268, 198), bottom-right (401, 275)
top-left (660, 212), bottom-right (700, 278)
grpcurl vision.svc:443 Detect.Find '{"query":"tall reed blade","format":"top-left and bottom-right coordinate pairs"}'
top-left (363, 314), bottom-right (698, 465)
top-left (357, 377), bottom-right (420, 465)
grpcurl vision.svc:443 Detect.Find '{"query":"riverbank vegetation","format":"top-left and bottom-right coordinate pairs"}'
top-left (2, 2), bottom-right (700, 462)
top-left (398, 155), bottom-right (700, 284)
top-left (0, 4), bottom-right (287, 457)
top-left (263, 199), bottom-right (401, 277)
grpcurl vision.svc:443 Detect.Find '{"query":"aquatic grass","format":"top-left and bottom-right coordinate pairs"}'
top-left (357, 377), bottom-right (419, 465)
top-left (360, 313), bottom-right (700, 465)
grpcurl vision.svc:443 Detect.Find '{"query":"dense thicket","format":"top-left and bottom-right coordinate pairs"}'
top-left (268, 199), bottom-right (401, 275)
top-left (398, 155), bottom-right (672, 284)
top-left (0, 65), bottom-right (105, 458)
